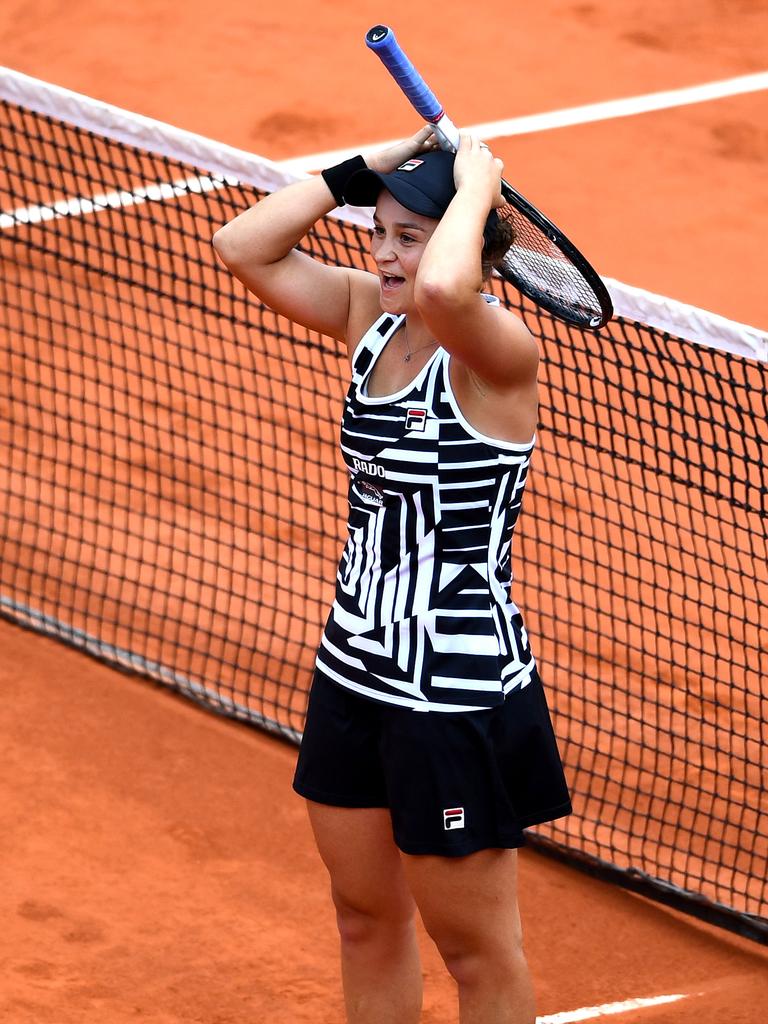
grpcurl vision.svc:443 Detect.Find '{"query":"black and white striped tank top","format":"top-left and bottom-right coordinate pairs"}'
top-left (317, 307), bottom-right (537, 712)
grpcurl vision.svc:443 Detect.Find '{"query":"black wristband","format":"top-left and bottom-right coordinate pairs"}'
top-left (321, 155), bottom-right (367, 207)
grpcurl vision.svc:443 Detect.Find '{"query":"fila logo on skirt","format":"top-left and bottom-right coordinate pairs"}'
top-left (443, 807), bottom-right (465, 830)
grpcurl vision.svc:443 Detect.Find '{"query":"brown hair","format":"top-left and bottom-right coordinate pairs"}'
top-left (481, 208), bottom-right (515, 281)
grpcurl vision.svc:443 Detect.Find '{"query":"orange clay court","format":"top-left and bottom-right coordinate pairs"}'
top-left (0, 3), bottom-right (767, 1024)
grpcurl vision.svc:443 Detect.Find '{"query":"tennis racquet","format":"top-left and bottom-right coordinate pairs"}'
top-left (365, 25), bottom-right (613, 330)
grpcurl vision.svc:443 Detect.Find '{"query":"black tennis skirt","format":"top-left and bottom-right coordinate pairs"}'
top-left (293, 667), bottom-right (572, 857)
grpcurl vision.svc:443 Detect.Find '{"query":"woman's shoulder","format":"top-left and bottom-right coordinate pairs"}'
top-left (345, 274), bottom-right (387, 357)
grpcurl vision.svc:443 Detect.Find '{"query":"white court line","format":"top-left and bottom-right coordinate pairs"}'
top-left (538, 993), bottom-right (690, 1023)
top-left (0, 172), bottom-right (235, 230)
top-left (276, 69), bottom-right (768, 172)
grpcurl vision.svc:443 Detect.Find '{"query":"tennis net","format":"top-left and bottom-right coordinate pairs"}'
top-left (1, 67), bottom-right (766, 943)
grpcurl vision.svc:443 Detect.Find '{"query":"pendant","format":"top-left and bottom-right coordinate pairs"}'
top-left (404, 353), bottom-right (411, 362)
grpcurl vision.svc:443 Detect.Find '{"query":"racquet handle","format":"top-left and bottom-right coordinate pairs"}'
top-left (365, 25), bottom-right (461, 152)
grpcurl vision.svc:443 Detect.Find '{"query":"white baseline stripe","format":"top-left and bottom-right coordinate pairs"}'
top-left (278, 70), bottom-right (768, 173)
top-left (0, 173), bottom-right (232, 230)
top-left (537, 993), bottom-right (689, 1023)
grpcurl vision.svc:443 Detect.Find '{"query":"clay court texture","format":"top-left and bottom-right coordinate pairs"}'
top-left (1, 2), bottom-right (767, 1023)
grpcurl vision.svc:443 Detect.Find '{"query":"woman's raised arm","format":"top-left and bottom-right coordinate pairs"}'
top-left (212, 174), bottom-right (370, 343)
top-left (212, 128), bottom-right (441, 346)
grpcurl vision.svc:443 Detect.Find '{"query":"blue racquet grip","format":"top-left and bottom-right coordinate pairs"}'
top-left (365, 26), bottom-right (444, 123)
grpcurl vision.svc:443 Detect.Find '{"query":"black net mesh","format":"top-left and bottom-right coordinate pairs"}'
top-left (1, 95), bottom-right (766, 941)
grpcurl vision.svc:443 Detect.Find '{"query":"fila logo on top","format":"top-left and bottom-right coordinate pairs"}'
top-left (405, 408), bottom-right (427, 432)
top-left (443, 807), bottom-right (465, 830)
top-left (398, 159), bottom-right (424, 172)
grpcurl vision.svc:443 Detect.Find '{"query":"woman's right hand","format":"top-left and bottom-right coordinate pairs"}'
top-left (366, 126), bottom-right (440, 174)
top-left (453, 132), bottom-right (506, 210)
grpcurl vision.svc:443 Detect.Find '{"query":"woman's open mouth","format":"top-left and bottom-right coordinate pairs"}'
top-left (381, 274), bottom-right (404, 292)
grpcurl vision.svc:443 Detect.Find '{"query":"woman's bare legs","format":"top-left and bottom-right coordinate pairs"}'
top-left (306, 802), bottom-right (422, 1024)
top-left (403, 848), bottom-right (536, 1024)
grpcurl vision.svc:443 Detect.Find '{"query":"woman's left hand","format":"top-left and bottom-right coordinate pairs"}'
top-left (366, 125), bottom-right (440, 175)
top-left (453, 133), bottom-right (506, 209)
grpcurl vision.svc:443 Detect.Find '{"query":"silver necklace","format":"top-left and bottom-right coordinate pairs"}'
top-left (403, 322), bottom-right (438, 363)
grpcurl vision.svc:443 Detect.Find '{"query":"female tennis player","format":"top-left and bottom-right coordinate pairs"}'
top-left (213, 126), bottom-right (571, 1024)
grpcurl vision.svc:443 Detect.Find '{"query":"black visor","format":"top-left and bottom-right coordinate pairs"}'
top-left (343, 150), bottom-right (457, 218)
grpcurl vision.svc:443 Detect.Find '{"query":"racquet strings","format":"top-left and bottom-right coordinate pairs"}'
top-left (495, 199), bottom-right (609, 329)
